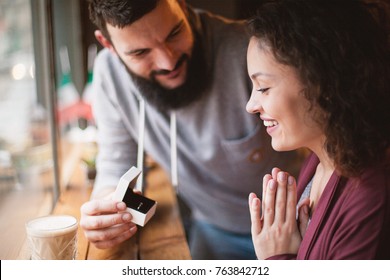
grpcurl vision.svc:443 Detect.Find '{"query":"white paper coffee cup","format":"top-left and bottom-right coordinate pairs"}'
top-left (25, 215), bottom-right (78, 260)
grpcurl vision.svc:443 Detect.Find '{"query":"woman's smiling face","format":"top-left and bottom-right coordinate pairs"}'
top-left (246, 37), bottom-right (324, 152)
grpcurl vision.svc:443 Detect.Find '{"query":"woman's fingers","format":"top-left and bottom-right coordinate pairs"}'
top-left (274, 171), bottom-right (288, 223)
top-left (262, 174), bottom-right (272, 219)
top-left (263, 171), bottom-right (297, 226)
top-left (272, 167), bottom-right (281, 180)
top-left (249, 193), bottom-right (262, 236)
top-left (263, 179), bottom-right (277, 227)
top-left (286, 175), bottom-right (297, 223)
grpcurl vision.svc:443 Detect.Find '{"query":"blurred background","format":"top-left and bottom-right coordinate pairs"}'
top-left (0, 0), bottom-right (259, 259)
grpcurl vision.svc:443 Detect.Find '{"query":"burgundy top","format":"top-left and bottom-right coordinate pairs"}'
top-left (268, 153), bottom-right (390, 260)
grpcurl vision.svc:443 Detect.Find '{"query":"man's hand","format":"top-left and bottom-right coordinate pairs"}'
top-left (80, 191), bottom-right (138, 249)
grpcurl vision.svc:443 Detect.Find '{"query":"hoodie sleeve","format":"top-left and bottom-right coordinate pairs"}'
top-left (91, 51), bottom-right (139, 197)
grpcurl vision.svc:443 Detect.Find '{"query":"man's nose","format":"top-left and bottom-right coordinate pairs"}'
top-left (154, 45), bottom-right (176, 71)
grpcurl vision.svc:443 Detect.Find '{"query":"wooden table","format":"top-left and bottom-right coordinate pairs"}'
top-left (53, 162), bottom-right (191, 260)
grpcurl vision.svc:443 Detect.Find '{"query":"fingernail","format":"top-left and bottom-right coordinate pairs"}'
top-left (304, 205), bottom-right (309, 215)
top-left (278, 172), bottom-right (286, 182)
top-left (130, 225), bottom-right (137, 232)
top-left (122, 213), bottom-right (132, 222)
top-left (288, 176), bottom-right (294, 185)
top-left (117, 202), bottom-right (127, 210)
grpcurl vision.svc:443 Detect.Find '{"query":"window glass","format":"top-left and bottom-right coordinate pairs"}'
top-left (52, 0), bottom-right (98, 191)
top-left (0, 0), bottom-right (55, 259)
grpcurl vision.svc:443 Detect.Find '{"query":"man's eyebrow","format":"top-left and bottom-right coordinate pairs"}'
top-left (124, 20), bottom-right (184, 56)
top-left (167, 20), bottom-right (184, 39)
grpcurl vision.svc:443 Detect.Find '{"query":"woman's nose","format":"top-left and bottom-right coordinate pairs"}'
top-left (246, 90), bottom-right (263, 114)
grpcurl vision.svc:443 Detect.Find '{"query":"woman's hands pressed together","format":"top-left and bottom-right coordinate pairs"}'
top-left (249, 168), bottom-right (302, 259)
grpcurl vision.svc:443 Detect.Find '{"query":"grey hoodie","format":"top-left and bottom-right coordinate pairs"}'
top-left (91, 8), bottom-right (300, 233)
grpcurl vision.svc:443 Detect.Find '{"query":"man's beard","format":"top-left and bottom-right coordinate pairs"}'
top-left (123, 34), bottom-right (211, 112)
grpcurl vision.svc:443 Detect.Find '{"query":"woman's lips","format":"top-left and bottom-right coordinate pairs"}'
top-left (261, 117), bottom-right (279, 135)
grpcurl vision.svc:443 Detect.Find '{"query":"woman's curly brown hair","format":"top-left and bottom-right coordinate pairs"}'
top-left (248, 0), bottom-right (390, 177)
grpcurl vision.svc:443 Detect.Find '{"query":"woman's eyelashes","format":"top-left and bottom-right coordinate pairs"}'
top-left (256, 87), bottom-right (270, 94)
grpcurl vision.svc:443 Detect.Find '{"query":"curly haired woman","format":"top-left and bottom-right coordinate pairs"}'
top-left (246, 0), bottom-right (390, 259)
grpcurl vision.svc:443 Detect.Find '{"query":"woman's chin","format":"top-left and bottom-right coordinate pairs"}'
top-left (271, 141), bottom-right (292, 152)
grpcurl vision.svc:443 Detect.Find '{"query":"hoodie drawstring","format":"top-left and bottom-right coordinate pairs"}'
top-left (170, 111), bottom-right (178, 190)
top-left (135, 99), bottom-right (178, 193)
top-left (136, 99), bottom-right (145, 191)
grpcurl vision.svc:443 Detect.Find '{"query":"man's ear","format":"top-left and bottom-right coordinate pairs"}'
top-left (94, 30), bottom-right (116, 55)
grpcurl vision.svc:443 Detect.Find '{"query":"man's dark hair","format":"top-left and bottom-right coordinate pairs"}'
top-left (88, 0), bottom-right (211, 111)
top-left (88, 0), bottom-right (159, 40)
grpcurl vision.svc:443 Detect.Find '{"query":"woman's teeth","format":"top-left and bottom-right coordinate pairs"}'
top-left (264, 120), bottom-right (278, 127)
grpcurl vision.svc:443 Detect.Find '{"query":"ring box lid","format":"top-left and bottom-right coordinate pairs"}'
top-left (113, 167), bottom-right (157, 226)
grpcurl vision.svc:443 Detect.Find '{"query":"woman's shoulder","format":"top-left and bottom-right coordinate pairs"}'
top-left (356, 154), bottom-right (390, 190)
top-left (342, 157), bottom-right (390, 209)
